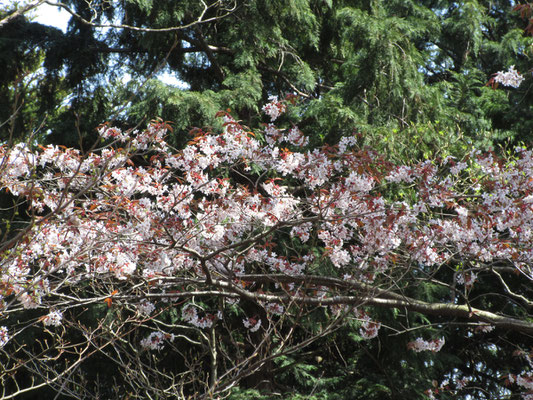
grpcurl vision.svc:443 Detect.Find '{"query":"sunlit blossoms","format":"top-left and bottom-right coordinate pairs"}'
top-left (0, 95), bottom-right (533, 399)
top-left (407, 337), bottom-right (445, 353)
top-left (262, 96), bottom-right (286, 121)
top-left (42, 310), bottom-right (63, 327)
top-left (0, 326), bottom-right (9, 347)
top-left (493, 65), bottom-right (526, 88)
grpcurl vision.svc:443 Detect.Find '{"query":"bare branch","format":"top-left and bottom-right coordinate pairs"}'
top-left (42, 0), bottom-right (237, 32)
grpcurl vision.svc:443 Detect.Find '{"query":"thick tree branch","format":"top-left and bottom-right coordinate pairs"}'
top-left (208, 278), bottom-right (533, 335)
top-left (104, 273), bottom-right (533, 335)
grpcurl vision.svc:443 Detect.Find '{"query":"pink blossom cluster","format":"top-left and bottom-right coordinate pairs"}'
top-left (0, 99), bottom-right (533, 373)
top-left (181, 304), bottom-right (221, 329)
top-left (265, 303), bottom-right (284, 315)
top-left (42, 310), bottom-right (63, 327)
top-left (140, 331), bottom-right (175, 351)
top-left (509, 372), bottom-right (533, 400)
top-left (407, 337), bottom-right (445, 352)
top-left (425, 376), bottom-right (472, 399)
top-left (137, 300), bottom-right (156, 316)
top-left (243, 317), bottom-right (261, 332)
top-left (262, 96), bottom-right (287, 121)
top-left (0, 326), bottom-right (8, 347)
top-left (356, 309), bottom-right (381, 339)
top-left (456, 271), bottom-right (478, 288)
top-left (493, 65), bottom-right (526, 88)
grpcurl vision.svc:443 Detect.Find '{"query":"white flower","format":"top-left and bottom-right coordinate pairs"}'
top-left (243, 317), bottom-right (261, 332)
top-left (262, 96), bottom-right (286, 121)
top-left (137, 301), bottom-right (156, 316)
top-left (386, 166), bottom-right (414, 183)
top-left (0, 326), bottom-right (9, 347)
top-left (338, 136), bottom-right (357, 153)
top-left (43, 310), bottom-right (63, 327)
top-left (450, 161), bottom-right (468, 175)
top-left (493, 65), bottom-right (525, 88)
top-left (516, 372), bottom-right (533, 391)
top-left (456, 272), bottom-right (477, 288)
top-left (360, 320), bottom-right (381, 339)
top-left (286, 126), bottom-right (308, 147)
top-left (291, 222), bottom-right (312, 243)
top-left (19, 292), bottom-right (40, 309)
top-left (345, 172), bottom-right (374, 193)
top-left (329, 246), bottom-right (351, 267)
top-left (265, 303), bottom-right (284, 315)
top-left (408, 337), bottom-right (445, 352)
top-left (181, 304), bottom-right (217, 329)
top-left (140, 331), bottom-right (166, 351)
top-left (523, 195), bottom-right (533, 204)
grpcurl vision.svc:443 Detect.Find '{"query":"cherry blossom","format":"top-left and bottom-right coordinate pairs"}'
top-left (1, 96), bottom-right (533, 398)
top-left (262, 96), bottom-right (287, 121)
top-left (493, 65), bottom-right (526, 88)
top-left (0, 326), bottom-right (8, 347)
top-left (407, 337), bottom-right (445, 353)
top-left (140, 331), bottom-right (173, 351)
top-left (42, 310), bottom-right (63, 327)
top-left (243, 317), bottom-right (261, 332)
top-left (137, 300), bottom-right (156, 316)
top-left (181, 304), bottom-right (220, 329)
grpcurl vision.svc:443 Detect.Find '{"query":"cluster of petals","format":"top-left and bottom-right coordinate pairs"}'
top-left (262, 96), bottom-right (287, 121)
top-left (42, 310), bottom-right (63, 327)
top-left (493, 65), bottom-right (526, 88)
top-left (243, 317), bottom-right (262, 332)
top-left (408, 337), bottom-right (445, 353)
top-left (140, 331), bottom-right (174, 351)
top-left (265, 303), bottom-right (284, 315)
top-left (181, 304), bottom-right (220, 329)
top-left (0, 98), bottom-right (532, 359)
top-left (456, 272), bottom-right (478, 288)
top-left (356, 309), bottom-right (381, 339)
top-left (509, 372), bottom-right (533, 400)
top-left (137, 301), bottom-right (156, 316)
top-left (0, 326), bottom-right (9, 347)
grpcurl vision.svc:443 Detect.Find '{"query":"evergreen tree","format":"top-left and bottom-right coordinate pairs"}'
top-left (1, 1), bottom-right (531, 151)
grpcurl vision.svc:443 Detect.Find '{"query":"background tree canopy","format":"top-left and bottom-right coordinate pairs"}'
top-left (1, 1), bottom-right (533, 399)
top-left (2, 0), bottom-right (532, 151)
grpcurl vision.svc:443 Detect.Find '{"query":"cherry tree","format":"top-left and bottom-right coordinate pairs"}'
top-left (0, 96), bottom-right (532, 399)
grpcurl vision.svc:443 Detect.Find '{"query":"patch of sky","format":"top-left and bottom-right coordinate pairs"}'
top-left (30, 2), bottom-right (70, 32)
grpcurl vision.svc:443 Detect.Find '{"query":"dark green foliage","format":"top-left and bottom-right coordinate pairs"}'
top-left (2, 0), bottom-right (532, 152)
